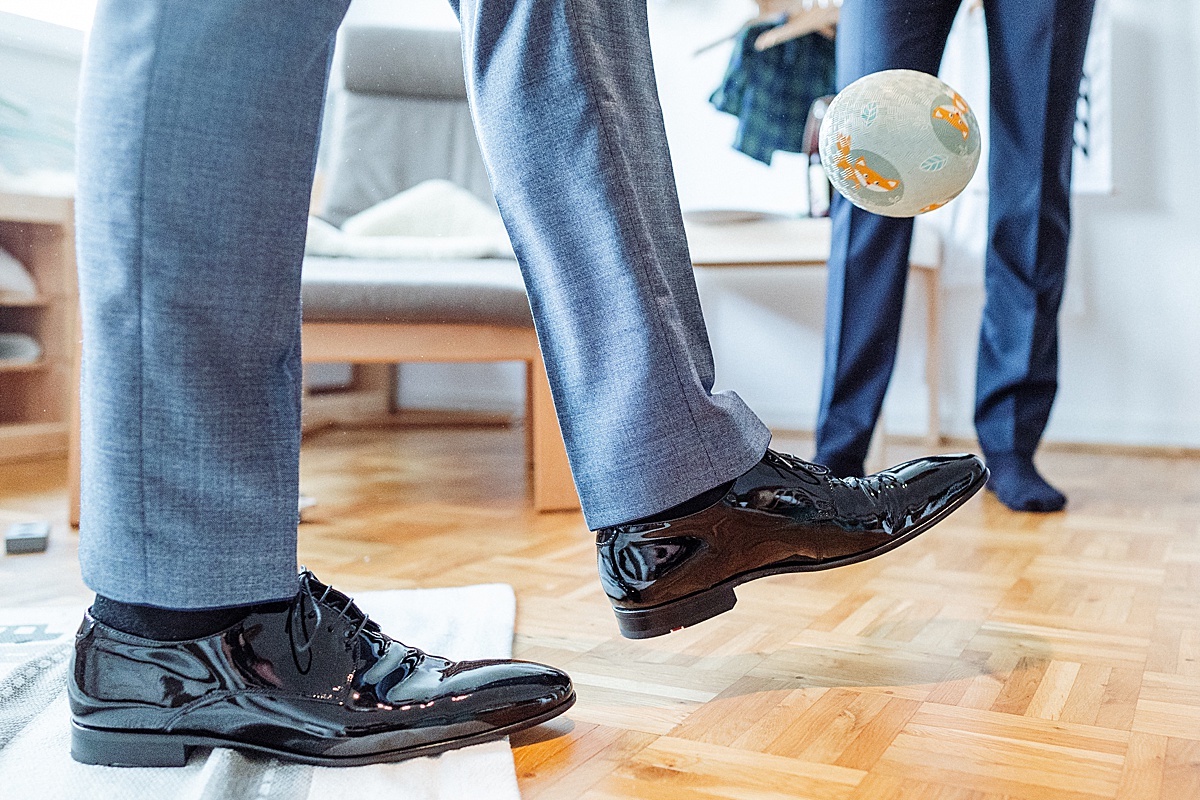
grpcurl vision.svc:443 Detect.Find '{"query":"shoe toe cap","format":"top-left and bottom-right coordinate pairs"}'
top-left (890, 453), bottom-right (985, 488)
top-left (886, 453), bottom-right (986, 525)
top-left (425, 659), bottom-right (573, 728)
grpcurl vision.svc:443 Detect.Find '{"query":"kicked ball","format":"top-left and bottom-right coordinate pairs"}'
top-left (818, 69), bottom-right (981, 218)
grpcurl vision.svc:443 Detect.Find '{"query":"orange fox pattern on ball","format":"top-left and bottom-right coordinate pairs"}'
top-left (932, 92), bottom-right (971, 140)
top-left (819, 70), bottom-right (980, 216)
top-left (835, 134), bottom-right (901, 194)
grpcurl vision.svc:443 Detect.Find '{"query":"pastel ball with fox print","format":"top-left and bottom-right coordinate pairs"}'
top-left (818, 70), bottom-right (981, 218)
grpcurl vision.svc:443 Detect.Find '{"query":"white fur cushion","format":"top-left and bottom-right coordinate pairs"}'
top-left (307, 180), bottom-right (514, 260)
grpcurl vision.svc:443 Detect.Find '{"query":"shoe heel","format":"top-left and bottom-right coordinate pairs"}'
top-left (612, 585), bottom-right (737, 639)
top-left (71, 721), bottom-right (191, 767)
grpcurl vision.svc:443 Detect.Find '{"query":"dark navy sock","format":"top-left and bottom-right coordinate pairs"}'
top-left (814, 453), bottom-right (866, 479)
top-left (627, 478), bottom-right (736, 526)
top-left (90, 595), bottom-right (288, 641)
top-left (984, 452), bottom-right (1066, 513)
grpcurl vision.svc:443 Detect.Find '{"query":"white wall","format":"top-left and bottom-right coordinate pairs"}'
top-left (1053, 1), bottom-right (1200, 447)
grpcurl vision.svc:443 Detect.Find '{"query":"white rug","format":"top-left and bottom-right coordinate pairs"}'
top-left (0, 585), bottom-right (521, 799)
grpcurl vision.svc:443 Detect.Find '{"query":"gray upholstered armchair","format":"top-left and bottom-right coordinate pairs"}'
top-left (300, 24), bottom-right (577, 512)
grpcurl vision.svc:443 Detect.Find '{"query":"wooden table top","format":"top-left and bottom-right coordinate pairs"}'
top-left (684, 211), bottom-right (942, 271)
top-left (684, 213), bottom-right (833, 268)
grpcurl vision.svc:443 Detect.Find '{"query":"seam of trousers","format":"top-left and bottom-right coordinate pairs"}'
top-left (816, 0), bottom-right (922, 460)
top-left (1014, 0), bottom-right (1068, 453)
top-left (823, 0), bottom-right (872, 440)
top-left (821, 207), bottom-right (862, 436)
top-left (818, 16), bottom-right (880, 452)
top-left (818, 203), bottom-right (911, 459)
top-left (132, 2), bottom-right (173, 597)
top-left (977, 0), bottom-right (1062, 456)
top-left (561, 0), bottom-right (718, 481)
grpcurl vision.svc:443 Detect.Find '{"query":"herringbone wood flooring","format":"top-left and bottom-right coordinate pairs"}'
top-left (2, 424), bottom-right (1198, 798)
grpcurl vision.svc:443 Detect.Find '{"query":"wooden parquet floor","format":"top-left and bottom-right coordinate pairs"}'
top-left (2, 425), bottom-right (1199, 798)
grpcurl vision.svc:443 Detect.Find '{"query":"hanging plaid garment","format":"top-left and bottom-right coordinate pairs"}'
top-left (710, 22), bottom-right (836, 165)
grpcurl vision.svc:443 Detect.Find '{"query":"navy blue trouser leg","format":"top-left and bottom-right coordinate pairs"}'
top-left (815, 0), bottom-right (959, 476)
top-left (975, 0), bottom-right (1095, 459)
top-left (817, 0), bottom-right (1094, 475)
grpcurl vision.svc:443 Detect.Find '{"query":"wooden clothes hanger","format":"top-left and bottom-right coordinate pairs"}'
top-left (748, 0), bottom-right (985, 52)
top-left (696, 0), bottom-right (984, 58)
top-left (693, 0), bottom-right (838, 57)
top-left (751, 0), bottom-right (841, 51)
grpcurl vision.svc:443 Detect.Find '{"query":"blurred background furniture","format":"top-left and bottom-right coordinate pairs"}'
top-left (302, 25), bottom-right (577, 513)
top-left (0, 191), bottom-right (76, 466)
top-left (800, 94), bottom-right (834, 217)
top-left (67, 25), bottom-right (577, 525)
top-left (304, 23), bottom-right (576, 513)
top-left (684, 211), bottom-right (943, 452)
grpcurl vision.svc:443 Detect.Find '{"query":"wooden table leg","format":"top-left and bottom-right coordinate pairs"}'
top-left (919, 265), bottom-right (942, 447)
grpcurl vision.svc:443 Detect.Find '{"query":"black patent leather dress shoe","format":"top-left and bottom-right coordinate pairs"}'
top-left (596, 450), bottom-right (987, 639)
top-left (68, 571), bottom-right (574, 767)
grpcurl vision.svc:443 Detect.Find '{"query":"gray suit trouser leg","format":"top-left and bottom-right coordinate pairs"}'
top-left (76, 0), bottom-right (770, 607)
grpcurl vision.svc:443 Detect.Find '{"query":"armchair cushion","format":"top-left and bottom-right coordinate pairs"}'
top-left (301, 257), bottom-right (533, 328)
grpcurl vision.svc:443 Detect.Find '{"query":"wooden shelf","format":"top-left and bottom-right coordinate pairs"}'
top-left (0, 294), bottom-right (51, 308)
top-left (0, 358), bottom-right (44, 374)
top-left (0, 191), bottom-right (72, 226)
top-left (0, 421), bottom-right (68, 463)
top-left (0, 189), bottom-right (75, 465)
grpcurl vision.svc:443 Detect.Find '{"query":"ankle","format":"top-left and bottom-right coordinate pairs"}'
top-left (625, 478), bottom-right (735, 526)
top-left (815, 453), bottom-right (866, 478)
top-left (89, 595), bottom-right (287, 641)
top-left (981, 451), bottom-right (1035, 470)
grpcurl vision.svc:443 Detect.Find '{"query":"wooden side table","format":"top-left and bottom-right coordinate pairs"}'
top-left (683, 213), bottom-right (943, 446)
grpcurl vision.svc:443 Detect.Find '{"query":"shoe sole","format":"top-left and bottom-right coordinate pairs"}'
top-left (613, 468), bottom-right (990, 639)
top-left (70, 691), bottom-right (575, 768)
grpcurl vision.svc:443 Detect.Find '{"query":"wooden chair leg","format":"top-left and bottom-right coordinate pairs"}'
top-left (525, 360), bottom-right (535, 470)
top-left (920, 266), bottom-right (942, 446)
top-left (528, 356), bottom-right (579, 512)
top-left (301, 363), bottom-right (395, 433)
top-left (866, 412), bottom-right (889, 475)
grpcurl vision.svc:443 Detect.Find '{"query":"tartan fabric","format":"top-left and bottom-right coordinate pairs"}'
top-left (710, 23), bottom-right (836, 164)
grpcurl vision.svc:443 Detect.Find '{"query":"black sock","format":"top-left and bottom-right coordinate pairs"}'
top-left (89, 595), bottom-right (288, 641)
top-left (626, 478), bottom-right (736, 526)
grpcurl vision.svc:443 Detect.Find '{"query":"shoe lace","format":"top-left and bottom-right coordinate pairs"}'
top-left (841, 471), bottom-right (901, 498)
top-left (839, 472), bottom-right (905, 532)
top-left (765, 448), bottom-right (830, 476)
top-left (288, 568), bottom-right (375, 673)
